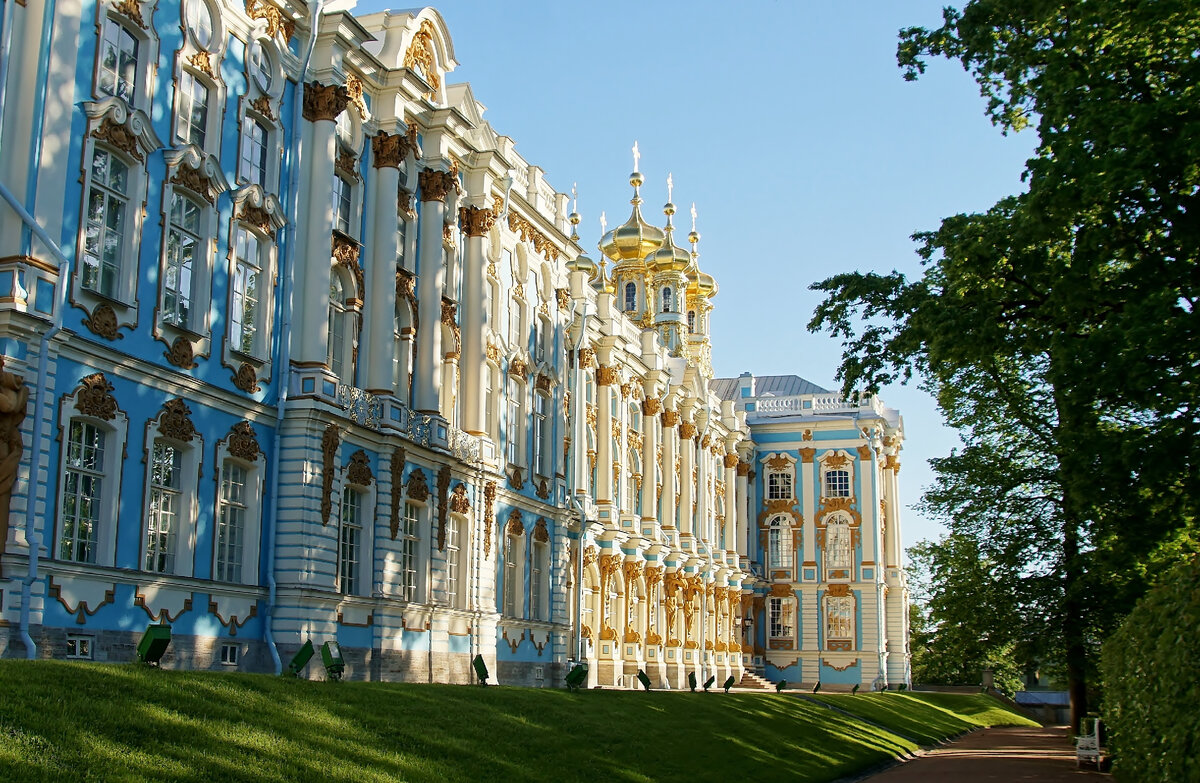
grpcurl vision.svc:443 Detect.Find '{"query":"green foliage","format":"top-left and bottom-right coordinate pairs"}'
top-left (810, 0), bottom-right (1200, 728)
top-left (0, 662), bottom-right (1033, 783)
top-left (1100, 558), bottom-right (1200, 782)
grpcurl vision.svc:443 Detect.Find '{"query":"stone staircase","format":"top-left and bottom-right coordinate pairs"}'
top-left (736, 671), bottom-right (775, 691)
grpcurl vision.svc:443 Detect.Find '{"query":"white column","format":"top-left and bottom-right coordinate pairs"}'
top-left (859, 448), bottom-right (877, 568)
top-left (362, 132), bottom-right (403, 393)
top-left (660, 410), bottom-right (678, 539)
top-left (735, 447), bottom-right (751, 561)
top-left (596, 366), bottom-right (616, 503)
top-left (459, 204), bottom-right (493, 434)
top-left (414, 168), bottom-right (454, 413)
top-left (801, 451), bottom-right (816, 575)
top-left (640, 395), bottom-right (659, 529)
top-left (723, 448), bottom-right (737, 559)
top-left (678, 414), bottom-right (696, 546)
top-left (294, 83), bottom-right (347, 366)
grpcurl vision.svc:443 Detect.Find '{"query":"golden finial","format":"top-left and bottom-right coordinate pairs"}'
top-left (569, 183), bottom-right (580, 242)
top-left (688, 202), bottom-right (700, 247)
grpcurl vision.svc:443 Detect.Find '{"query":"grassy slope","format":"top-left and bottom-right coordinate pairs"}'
top-left (0, 662), bottom-right (1032, 783)
top-left (808, 692), bottom-right (1039, 745)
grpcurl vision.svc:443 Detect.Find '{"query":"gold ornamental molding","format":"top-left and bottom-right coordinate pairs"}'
top-left (595, 365), bottom-right (618, 386)
top-left (372, 131), bottom-right (411, 169)
top-left (419, 168), bottom-right (456, 202)
top-left (723, 453), bottom-right (740, 469)
top-left (661, 409), bottom-right (679, 428)
top-left (435, 464), bottom-right (451, 550)
top-left (506, 212), bottom-right (561, 263)
top-left (226, 421), bottom-right (261, 463)
top-left (405, 467), bottom-right (430, 502)
top-left (245, 0), bottom-right (294, 41)
top-left (389, 447), bottom-right (406, 539)
top-left (459, 205), bottom-right (496, 237)
top-left (822, 451), bottom-right (851, 470)
top-left (156, 398), bottom-right (196, 443)
top-left (799, 447), bottom-right (816, 464)
top-left (319, 423), bottom-right (339, 526)
top-left (302, 81), bottom-right (349, 123)
top-left (403, 19), bottom-right (441, 92)
top-left (74, 373), bottom-right (118, 420)
top-left (482, 480), bottom-right (496, 557)
top-left (346, 449), bottom-right (373, 487)
top-left (448, 483), bottom-right (470, 515)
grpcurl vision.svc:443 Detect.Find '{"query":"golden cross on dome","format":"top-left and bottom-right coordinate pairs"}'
top-left (600, 211), bottom-right (607, 235)
top-left (571, 182), bottom-right (578, 213)
top-left (691, 203), bottom-right (698, 233)
top-left (667, 173), bottom-right (674, 203)
top-left (632, 141), bottom-right (640, 172)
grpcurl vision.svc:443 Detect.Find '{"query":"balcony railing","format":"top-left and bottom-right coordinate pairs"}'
top-left (753, 392), bottom-right (885, 418)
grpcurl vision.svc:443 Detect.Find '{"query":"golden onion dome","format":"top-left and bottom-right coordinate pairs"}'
top-left (647, 201), bottom-right (692, 274)
top-left (598, 171), bottom-right (664, 264)
top-left (568, 253), bottom-right (598, 281)
top-left (696, 270), bottom-right (718, 299)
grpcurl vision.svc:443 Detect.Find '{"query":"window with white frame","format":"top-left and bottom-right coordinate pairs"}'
top-left (826, 517), bottom-right (853, 571)
top-left (399, 501), bottom-right (420, 602)
top-left (624, 281), bottom-right (637, 312)
top-left (60, 420), bottom-right (107, 564)
top-left (445, 517), bottom-right (461, 608)
top-left (238, 116), bottom-right (268, 189)
top-left (768, 515), bottom-right (792, 570)
top-left (393, 300), bottom-right (414, 399)
top-left (826, 594), bottom-right (854, 643)
top-left (508, 296), bottom-right (522, 348)
top-left (661, 286), bottom-right (672, 313)
top-left (145, 440), bottom-right (183, 573)
top-left (534, 317), bottom-right (547, 363)
top-left (506, 376), bottom-right (524, 465)
top-left (767, 468), bottom-right (793, 500)
top-left (484, 363), bottom-right (500, 442)
top-left (81, 147), bottom-right (130, 299)
top-left (97, 17), bottom-right (140, 105)
top-left (175, 70), bottom-right (210, 148)
top-left (328, 268), bottom-right (352, 379)
top-left (396, 207), bottom-right (408, 267)
top-left (531, 538), bottom-right (549, 621)
top-left (215, 460), bottom-right (248, 582)
top-left (332, 174), bottom-right (353, 234)
top-left (339, 487), bottom-right (363, 594)
top-left (66, 634), bottom-right (94, 660)
top-left (229, 226), bottom-right (265, 358)
top-left (533, 392), bottom-right (548, 476)
top-left (824, 468), bottom-right (851, 498)
top-left (184, 0), bottom-right (216, 50)
top-left (162, 192), bottom-right (202, 329)
top-left (503, 534), bottom-right (520, 616)
top-left (246, 39), bottom-right (274, 94)
top-left (769, 595), bottom-right (793, 639)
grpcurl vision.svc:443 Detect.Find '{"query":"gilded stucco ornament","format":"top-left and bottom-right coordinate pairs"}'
top-left (302, 81), bottom-right (350, 123)
top-left (164, 335), bottom-right (197, 369)
top-left (533, 518), bottom-right (549, 543)
top-left (506, 508), bottom-right (525, 537)
top-left (320, 423), bottom-right (339, 526)
top-left (419, 168), bottom-right (456, 202)
top-left (331, 234), bottom-right (364, 291)
top-left (83, 303), bottom-right (121, 341)
top-left (345, 75), bottom-right (366, 116)
top-left (535, 478), bottom-right (551, 500)
top-left (157, 398), bottom-right (196, 442)
top-left (74, 373), bottom-right (117, 420)
top-left (187, 50), bottom-right (215, 79)
top-left (459, 205), bottom-right (496, 237)
top-left (483, 480), bottom-right (496, 557)
top-left (403, 19), bottom-right (441, 92)
top-left (227, 421), bottom-right (261, 462)
top-left (448, 483), bottom-right (470, 514)
top-left (371, 131), bottom-right (407, 169)
top-left (406, 467), bottom-right (430, 502)
top-left (436, 464), bottom-right (451, 550)
top-left (595, 365), bottom-right (618, 386)
top-left (114, 0), bottom-right (149, 29)
top-left (232, 362), bottom-right (260, 394)
top-left (346, 449), bottom-right (373, 487)
top-left (245, 0), bottom-right (294, 41)
top-left (389, 446), bottom-right (406, 539)
top-left (249, 95), bottom-right (274, 121)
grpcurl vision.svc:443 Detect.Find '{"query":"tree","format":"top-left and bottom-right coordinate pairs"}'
top-left (809, 0), bottom-right (1200, 730)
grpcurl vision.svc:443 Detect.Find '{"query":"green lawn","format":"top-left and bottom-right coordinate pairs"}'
top-left (0, 662), bottom-right (1034, 783)
top-left (808, 692), bottom-right (1039, 745)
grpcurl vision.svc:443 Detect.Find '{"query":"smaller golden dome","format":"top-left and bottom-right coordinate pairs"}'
top-left (696, 270), bottom-right (718, 299)
top-left (568, 253), bottom-right (598, 281)
top-left (648, 201), bottom-right (692, 274)
top-left (598, 172), bottom-right (665, 264)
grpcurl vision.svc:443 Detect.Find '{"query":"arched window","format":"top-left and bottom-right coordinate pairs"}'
top-left (393, 298), bottom-right (415, 400)
top-left (768, 515), bottom-right (792, 570)
top-left (531, 538), bottom-right (548, 621)
top-left (145, 439), bottom-right (184, 573)
top-left (661, 286), bottom-right (672, 312)
top-left (328, 269), bottom-right (351, 379)
top-left (533, 391), bottom-right (549, 476)
top-left (230, 226), bottom-right (265, 357)
top-left (687, 310), bottom-right (696, 333)
top-left (624, 281), bottom-right (637, 312)
top-left (60, 420), bottom-right (108, 564)
top-left (506, 376), bottom-right (525, 466)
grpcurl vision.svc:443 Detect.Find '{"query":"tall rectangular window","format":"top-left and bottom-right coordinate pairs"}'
top-left (339, 488), bottom-right (362, 594)
top-left (163, 193), bottom-right (201, 328)
top-left (98, 19), bottom-right (139, 104)
top-left (769, 596), bottom-right (793, 639)
top-left (445, 519), bottom-right (460, 608)
top-left (332, 175), bottom-right (352, 234)
top-left (60, 421), bottom-right (105, 563)
top-left (239, 116), bottom-right (268, 188)
top-left (400, 502), bottom-right (419, 601)
top-left (531, 541), bottom-right (547, 621)
top-left (145, 441), bottom-right (182, 574)
top-left (176, 71), bottom-right (209, 149)
top-left (533, 393), bottom-right (547, 476)
top-left (827, 595), bottom-right (854, 642)
top-left (215, 461), bottom-right (247, 582)
top-left (230, 228), bottom-right (262, 356)
top-left (506, 378), bottom-right (522, 465)
top-left (503, 541), bottom-right (517, 616)
top-left (82, 148), bottom-right (129, 298)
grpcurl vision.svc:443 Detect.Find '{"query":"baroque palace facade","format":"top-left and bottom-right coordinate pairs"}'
top-left (0, 0), bottom-right (909, 689)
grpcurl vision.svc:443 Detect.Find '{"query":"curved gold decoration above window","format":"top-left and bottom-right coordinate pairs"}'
top-left (403, 19), bottom-right (441, 92)
top-left (244, 0), bottom-right (293, 41)
top-left (227, 421), bottom-right (261, 462)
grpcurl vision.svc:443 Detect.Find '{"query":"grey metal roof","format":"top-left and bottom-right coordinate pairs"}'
top-left (710, 375), bottom-right (832, 400)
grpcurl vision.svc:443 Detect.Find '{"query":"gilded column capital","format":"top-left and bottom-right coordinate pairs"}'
top-left (459, 205), bottom-right (497, 237)
top-left (661, 409), bottom-right (679, 428)
top-left (679, 421), bottom-right (697, 439)
top-left (371, 131), bottom-right (411, 169)
top-left (419, 168), bottom-right (456, 201)
top-left (723, 453), bottom-right (740, 469)
top-left (596, 365), bottom-right (619, 386)
top-left (641, 397), bottom-right (662, 416)
top-left (736, 459), bottom-right (752, 477)
top-left (302, 81), bottom-right (350, 123)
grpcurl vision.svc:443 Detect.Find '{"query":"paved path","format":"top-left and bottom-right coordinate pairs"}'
top-left (864, 725), bottom-right (1109, 781)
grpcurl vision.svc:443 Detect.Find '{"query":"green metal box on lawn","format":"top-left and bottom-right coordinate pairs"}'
top-left (137, 623), bottom-right (172, 664)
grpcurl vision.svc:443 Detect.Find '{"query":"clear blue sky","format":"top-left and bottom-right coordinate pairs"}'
top-left (354, 0), bottom-right (1039, 552)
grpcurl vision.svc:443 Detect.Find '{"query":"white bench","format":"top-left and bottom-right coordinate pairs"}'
top-left (1076, 717), bottom-right (1104, 768)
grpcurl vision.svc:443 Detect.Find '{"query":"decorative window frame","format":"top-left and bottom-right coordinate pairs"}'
top-left (333, 108), bottom-right (364, 239)
top-left (54, 374), bottom-right (129, 568)
top-left (503, 510), bottom-right (527, 618)
top-left (393, 496), bottom-right (430, 604)
top-left (767, 588), bottom-right (795, 647)
top-left (211, 422), bottom-right (265, 585)
top-left (169, 0), bottom-right (227, 156)
top-left (822, 511), bottom-right (856, 580)
top-left (140, 400), bottom-right (204, 577)
top-left (442, 509), bottom-right (469, 610)
top-left (155, 146), bottom-right (230, 366)
top-left (222, 186), bottom-right (285, 392)
top-left (767, 514), bottom-right (794, 572)
top-left (823, 583), bottom-right (857, 651)
top-left (819, 449), bottom-right (855, 500)
top-left (336, 449), bottom-right (377, 597)
top-left (91, 2), bottom-right (159, 110)
top-left (505, 371), bottom-right (527, 469)
top-left (72, 99), bottom-right (162, 337)
top-left (530, 520), bottom-right (551, 621)
top-left (236, 33), bottom-right (285, 192)
top-left (764, 453), bottom-right (795, 502)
